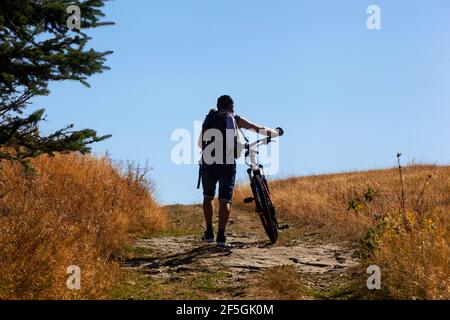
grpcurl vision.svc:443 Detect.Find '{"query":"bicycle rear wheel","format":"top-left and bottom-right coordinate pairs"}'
top-left (254, 177), bottom-right (278, 244)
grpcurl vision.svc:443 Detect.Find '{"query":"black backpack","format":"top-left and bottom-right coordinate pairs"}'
top-left (200, 109), bottom-right (239, 164)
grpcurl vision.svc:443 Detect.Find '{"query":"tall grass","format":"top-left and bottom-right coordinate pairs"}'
top-left (234, 165), bottom-right (450, 299)
top-left (0, 153), bottom-right (167, 299)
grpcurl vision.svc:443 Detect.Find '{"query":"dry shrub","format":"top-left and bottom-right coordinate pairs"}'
top-left (234, 165), bottom-right (450, 299)
top-left (372, 209), bottom-right (449, 299)
top-left (0, 153), bottom-right (168, 299)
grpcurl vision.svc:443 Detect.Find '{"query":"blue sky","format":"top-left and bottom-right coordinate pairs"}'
top-left (35, 0), bottom-right (450, 204)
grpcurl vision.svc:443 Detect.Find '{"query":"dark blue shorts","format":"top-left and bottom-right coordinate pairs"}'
top-left (202, 164), bottom-right (236, 203)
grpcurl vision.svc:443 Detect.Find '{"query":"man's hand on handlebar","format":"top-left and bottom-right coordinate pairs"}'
top-left (276, 127), bottom-right (284, 136)
top-left (267, 127), bottom-right (284, 138)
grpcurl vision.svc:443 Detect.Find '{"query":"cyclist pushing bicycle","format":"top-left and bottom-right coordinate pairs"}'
top-left (198, 95), bottom-right (284, 248)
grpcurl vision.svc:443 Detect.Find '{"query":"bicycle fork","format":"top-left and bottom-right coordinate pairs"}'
top-left (244, 166), bottom-right (276, 220)
top-left (244, 167), bottom-right (262, 211)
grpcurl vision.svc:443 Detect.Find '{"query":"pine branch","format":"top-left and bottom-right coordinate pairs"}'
top-left (0, 0), bottom-right (113, 164)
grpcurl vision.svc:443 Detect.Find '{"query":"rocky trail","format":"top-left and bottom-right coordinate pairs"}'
top-left (118, 205), bottom-right (361, 300)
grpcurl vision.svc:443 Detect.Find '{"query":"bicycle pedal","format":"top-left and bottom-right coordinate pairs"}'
top-left (244, 197), bottom-right (255, 204)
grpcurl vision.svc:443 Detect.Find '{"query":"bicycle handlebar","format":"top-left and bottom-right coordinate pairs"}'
top-left (247, 127), bottom-right (284, 148)
top-left (244, 127), bottom-right (284, 165)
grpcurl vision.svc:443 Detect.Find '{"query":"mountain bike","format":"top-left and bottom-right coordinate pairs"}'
top-left (240, 127), bottom-right (286, 244)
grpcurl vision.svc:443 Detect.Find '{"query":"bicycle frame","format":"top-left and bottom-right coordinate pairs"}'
top-left (243, 132), bottom-right (276, 173)
top-left (244, 136), bottom-right (272, 169)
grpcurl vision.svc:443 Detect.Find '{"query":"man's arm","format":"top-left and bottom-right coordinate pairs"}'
top-left (236, 116), bottom-right (280, 137)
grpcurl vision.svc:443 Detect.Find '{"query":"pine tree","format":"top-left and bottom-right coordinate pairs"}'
top-left (0, 0), bottom-right (114, 167)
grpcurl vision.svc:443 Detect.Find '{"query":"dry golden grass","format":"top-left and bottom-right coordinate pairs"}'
top-left (234, 164), bottom-right (450, 299)
top-left (0, 153), bottom-right (168, 299)
top-left (256, 266), bottom-right (309, 300)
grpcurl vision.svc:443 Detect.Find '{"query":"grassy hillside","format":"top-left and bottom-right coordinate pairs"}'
top-left (0, 157), bottom-right (447, 300)
top-left (0, 154), bottom-right (168, 299)
top-left (234, 165), bottom-right (450, 299)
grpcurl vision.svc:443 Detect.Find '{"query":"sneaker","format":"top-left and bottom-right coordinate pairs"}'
top-left (202, 230), bottom-right (215, 244)
top-left (216, 234), bottom-right (231, 248)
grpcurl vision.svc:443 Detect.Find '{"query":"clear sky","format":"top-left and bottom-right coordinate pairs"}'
top-left (34, 0), bottom-right (450, 204)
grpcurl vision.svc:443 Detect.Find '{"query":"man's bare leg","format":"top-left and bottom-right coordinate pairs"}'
top-left (203, 197), bottom-right (214, 231)
top-left (218, 201), bottom-right (231, 239)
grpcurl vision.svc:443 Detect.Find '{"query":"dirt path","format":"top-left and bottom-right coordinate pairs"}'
top-left (118, 205), bottom-right (361, 300)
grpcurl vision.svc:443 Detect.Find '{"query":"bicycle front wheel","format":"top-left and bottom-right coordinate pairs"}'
top-left (254, 177), bottom-right (278, 244)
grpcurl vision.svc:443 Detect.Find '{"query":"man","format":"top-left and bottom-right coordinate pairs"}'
top-left (198, 95), bottom-right (281, 248)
